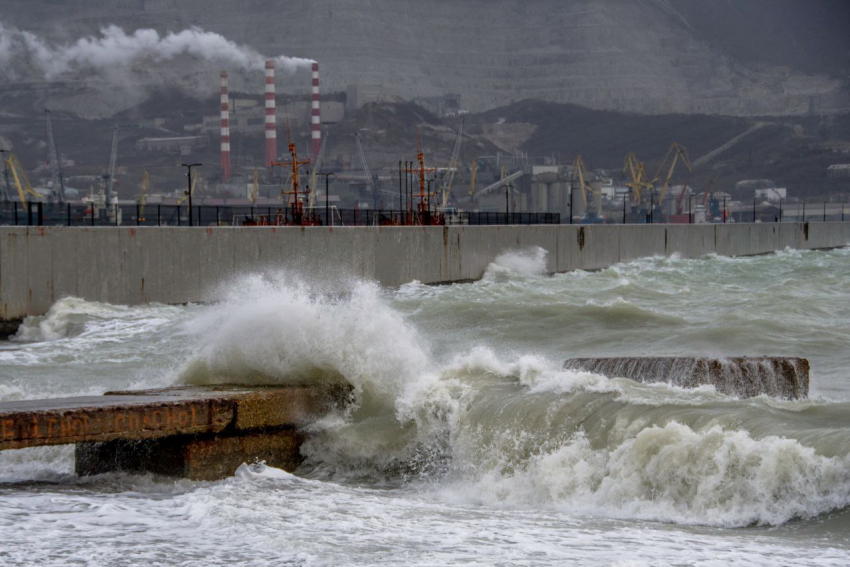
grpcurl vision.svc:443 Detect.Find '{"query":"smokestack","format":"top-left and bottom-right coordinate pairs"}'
top-left (265, 60), bottom-right (278, 168)
top-left (311, 61), bottom-right (321, 157)
top-left (220, 71), bottom-right (231, 182)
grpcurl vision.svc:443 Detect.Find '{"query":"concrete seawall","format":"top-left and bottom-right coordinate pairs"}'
top-left (1, 222), bottom-right (848, 322)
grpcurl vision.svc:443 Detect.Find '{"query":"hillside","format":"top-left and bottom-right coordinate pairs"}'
top-left (470, 100), bottom-right (850, 198)
top-left (2, 0), bottom-right (848, 119)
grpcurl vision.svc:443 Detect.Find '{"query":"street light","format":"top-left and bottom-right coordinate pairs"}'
top-left (0, 149), bottom-right (10, 202)
top-left (426, 178), bottom-right (435, 223)
top-left (181, 163), bottom-right (202, 226)
top-left (317, 171), bottom-right (335, 226)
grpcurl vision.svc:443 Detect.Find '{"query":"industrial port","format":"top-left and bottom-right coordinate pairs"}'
top-left (1, 14), bottom-right (848, 228)
top-left (3, 3), bottom-right (850, 566)
top-left (2, 62), bottom-right (848, 228)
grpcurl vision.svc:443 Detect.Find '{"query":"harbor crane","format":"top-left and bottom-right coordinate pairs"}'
top-left (308, 132), bottom-right (328, 209)
top-left (138, 171), bottom-right (149, 222)
top-left (403, 132), bottom-right (440, 223)
top-left (440, 118), bottom-right (464, 207)
top-left (571, 155), bottom-right (595, 208)
top-left (572, 154), bottom-right (603, 222)
top-left (651, 142), bottom-right (693, 204)
top-left (477, 169), bottom-right (523, 197)
top-left (177, 171), bottom-right (202, 205)
top-left (104, 124), bottom-right (138, 205)
top-left (3, 154), bottom-right (42, 206)
top-left (272, 141), bottom-right (317, 225)
top-left (249, 170), bottom-right (259, 203)
top-left (623, 152), bottom-right (652, 204)
top-left (355, 133), bottom-right (380, 207)
top-left (44, 109), bottom-right (65, 202)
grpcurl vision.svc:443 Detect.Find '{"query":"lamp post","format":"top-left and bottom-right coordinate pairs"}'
top-left (0, 149), bottom-right (10, 203)
top-left (181, 163), bottom-right (202, 226)
top-left (317, 171), bottom-right (335, 226)
top-left (623, 193), bottom-right (627, 224)
top-left (650, 191), bottom-right (654, 224)
top-left (398, 161), bottom-right (403, 219)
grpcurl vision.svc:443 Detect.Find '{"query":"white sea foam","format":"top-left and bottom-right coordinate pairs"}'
top-left (177, 273), bottom-right (431, 410)
top-left (449, 422), bottom-right (850, 527)
top-left (481, 247), bottom-right (547, 281)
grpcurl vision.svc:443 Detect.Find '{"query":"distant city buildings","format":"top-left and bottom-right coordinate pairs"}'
top-left (827, 164), bottom-right (850, 179)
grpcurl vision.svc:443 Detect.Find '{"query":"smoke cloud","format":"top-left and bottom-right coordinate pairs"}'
top-left (0, 22), bottom-right (314, 79)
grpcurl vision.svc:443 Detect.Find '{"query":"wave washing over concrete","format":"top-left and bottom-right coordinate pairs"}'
top-left (3, 248), bottom-right (850, 564)
top-left (0, 222), bottom-right (848, 323)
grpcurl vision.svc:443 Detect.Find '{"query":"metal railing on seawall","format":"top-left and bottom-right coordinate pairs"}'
top-left (2, 200), bottom-right (847, 227)
top-left (0, 202), bottom-right (561, 227)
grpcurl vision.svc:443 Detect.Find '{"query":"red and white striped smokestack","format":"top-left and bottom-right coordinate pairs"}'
top-left (265, 60), bottom-right (278, 168)
top-left (220, 71), bottom-right (231, 182)
top-left (311, 61), bottom-right (321, 157)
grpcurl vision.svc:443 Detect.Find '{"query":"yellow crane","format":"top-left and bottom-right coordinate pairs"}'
top-left (308, 132), bottom-right (328, 208)
top-left (651, 142), bottom-right (692, 203)
top-left (177, 171), bottom-right (201, 205)
top-left (248, 169), bottom-right (260, 203)
top-left (623, 152), bottom-right (652, 204)
top-left (440, 118), bottom-right (464, 208)
top-left (571, 154), bottom-right (599, 208)
top-left (138, 171), bottom-right (149, 221)
top-left (3, 154), bottom-right (42, 206)
top-left (468, 158), bottom-right (478, 197)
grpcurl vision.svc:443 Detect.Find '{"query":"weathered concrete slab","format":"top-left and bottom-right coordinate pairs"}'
top-left (0, 384), bottom-right (350, 451)
top-left (563, 356), bottom-right (809, 399)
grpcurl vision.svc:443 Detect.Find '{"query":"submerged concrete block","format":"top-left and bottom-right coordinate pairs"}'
top-left (563, 356), bottom-right (809, 399)
top-left (76, 429), bottom-right (303, 481)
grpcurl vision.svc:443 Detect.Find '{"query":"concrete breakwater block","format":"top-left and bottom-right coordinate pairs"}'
top-left (562, 357), bottom-right (809, 399)
top-left (0, 384), bottom-right (352, 480)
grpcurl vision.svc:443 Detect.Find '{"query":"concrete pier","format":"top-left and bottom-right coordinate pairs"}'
top-left (0, 384), bottom-right (350, 480)
top-left (563, 356), bottom-right (810, 399)
top-left (0, 223), bottom-right (847, 324)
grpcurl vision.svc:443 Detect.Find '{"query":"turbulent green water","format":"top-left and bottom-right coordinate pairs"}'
top-left (2, 247), bottom-right (850, 565)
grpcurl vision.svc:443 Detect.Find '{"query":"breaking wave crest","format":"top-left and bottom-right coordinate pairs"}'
top-left (482, 247), bottom-right (548, 281)
top-left (177, 273), bottom-right (431, 410)
top-left (174, 267), bottom-right (850, 528)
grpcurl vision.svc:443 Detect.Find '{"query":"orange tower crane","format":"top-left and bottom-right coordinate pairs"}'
top-left (404, 134), bottom-right (439, 224)
top-left (271, 141), bottom-right (312, 224)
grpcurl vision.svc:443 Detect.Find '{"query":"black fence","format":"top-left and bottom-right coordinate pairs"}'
top-left (0, 202), bottom-right (561, 227)
top-left (4, 200), bottom-right (847, 227)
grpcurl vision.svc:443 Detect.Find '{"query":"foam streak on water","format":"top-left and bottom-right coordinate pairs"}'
top-left (2, 248), bottom-right (850, 565)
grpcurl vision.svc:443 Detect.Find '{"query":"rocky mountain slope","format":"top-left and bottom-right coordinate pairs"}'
top-left (2, 0), bottom-right (848, 119)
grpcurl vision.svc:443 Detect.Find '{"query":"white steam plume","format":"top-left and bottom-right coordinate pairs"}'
top-left (0, 22), bottom-right (314, 79)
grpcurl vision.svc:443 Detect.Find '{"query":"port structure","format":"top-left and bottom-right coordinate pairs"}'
top-left (0, 384), bottom-right (350, 481)
top-left (403, 135), bottom-right (442, 225)
top-left (268, 141), bottom-right (321, 226)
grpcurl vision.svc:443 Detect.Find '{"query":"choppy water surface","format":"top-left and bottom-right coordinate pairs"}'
top-left (2, 248), bottom-right (850, 566)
